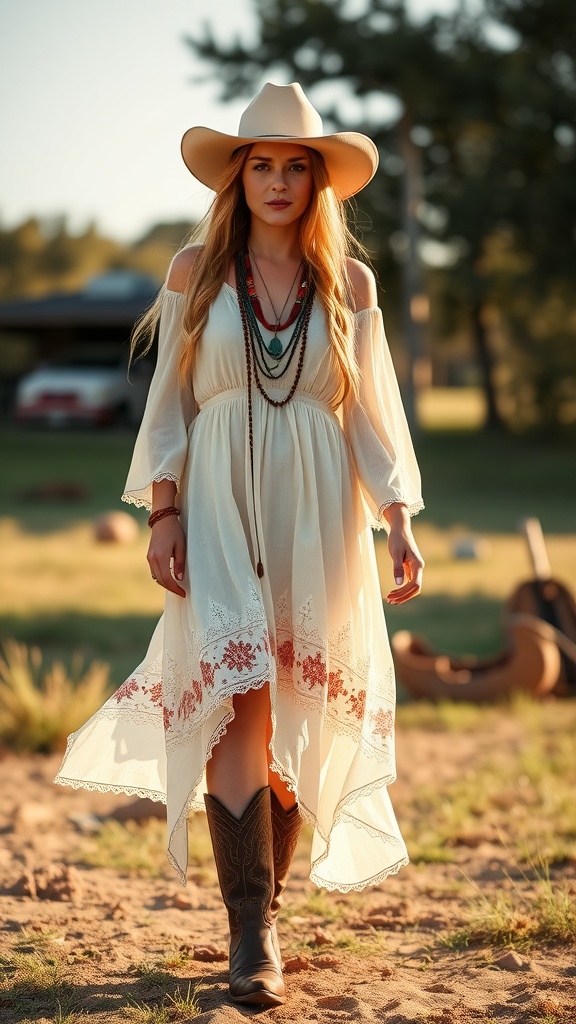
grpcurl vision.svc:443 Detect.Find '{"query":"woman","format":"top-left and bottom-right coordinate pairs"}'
top-left (55, 82), bottom-right (424, 1006)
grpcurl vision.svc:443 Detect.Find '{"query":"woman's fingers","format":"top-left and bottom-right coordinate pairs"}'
top-left (385, 579), bottom-right (420, 604)
top-left (385, 546), bottom-right (424, 604)
top-left (155, 567), bottom-right (186, 598)
top-left (147, 527), bottom-right (186, 598)
top-left (173, 536), bottom-right (186, 583)
top-left (149, 559), bottom-right (186, 597)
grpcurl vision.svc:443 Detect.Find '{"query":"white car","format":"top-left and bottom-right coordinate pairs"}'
top-left (15, 343), bottom-right (151, 426)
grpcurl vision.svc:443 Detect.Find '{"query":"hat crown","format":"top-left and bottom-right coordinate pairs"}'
top-left (238, 82), bottom-right (323, 140)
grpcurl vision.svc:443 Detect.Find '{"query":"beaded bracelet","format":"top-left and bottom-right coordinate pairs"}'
top-left (148, 506), bottom-right (180, 528)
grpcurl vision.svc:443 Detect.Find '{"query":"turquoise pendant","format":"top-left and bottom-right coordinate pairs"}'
top-left (268, 336), bottom-right (283, 358)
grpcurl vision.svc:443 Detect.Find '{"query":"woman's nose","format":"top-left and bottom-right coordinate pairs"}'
top-left (271, 171), bottom-right (287, 191)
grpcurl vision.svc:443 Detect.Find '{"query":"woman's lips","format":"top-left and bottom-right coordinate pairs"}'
top-left (266, 200), bottom-right (292, 209)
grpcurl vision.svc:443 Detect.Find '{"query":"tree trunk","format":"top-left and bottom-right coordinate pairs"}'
top-left (470, 300), bottom-right (506, 432)
top-left (398, 112), bottom-right (427, 435)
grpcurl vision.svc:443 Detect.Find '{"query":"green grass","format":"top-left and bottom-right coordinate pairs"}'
top-left (0, 930), bottom-right (203, 1022)
top-left (1, 424), bottom-right (573, 533)
top-left (0, 425), bottom-right (143, 532)
top-left (0, 424), bottom-right (573, 702)
top-left (415, 429), bottom-right (575, 533)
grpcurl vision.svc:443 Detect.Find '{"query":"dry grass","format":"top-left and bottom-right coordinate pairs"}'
top-left (0, 936), bottom-right (202, 1023)
top-left (2, 515), bottom-right (576, 683)
top-left (74, 819), bottom-right (172, 877)
top-left (0, 518), bottom-right (158, 620)
top-left (397, 698), bottom-right (576, 868)
top-left (72, 811), bottom-right (214, 878)
top-left (441, 870), bottom-right (576, 950)
top-left (0, 941), bottom-right (76, 1022)
top-left (0, 639), bottom-right (111, 752)
top-left (126, 982), bottom-right (202, 1023)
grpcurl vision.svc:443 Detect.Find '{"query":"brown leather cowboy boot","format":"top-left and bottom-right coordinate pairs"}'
top-left (270, 790), bottom-right (302, 965)
top-left (204, 786), bottom-right (285, 1006)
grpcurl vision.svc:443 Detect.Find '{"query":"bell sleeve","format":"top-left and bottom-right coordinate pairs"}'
top-left (121, 289), bottom-right (197, 510)
top-left (342, 306), bottom-right (424, 529)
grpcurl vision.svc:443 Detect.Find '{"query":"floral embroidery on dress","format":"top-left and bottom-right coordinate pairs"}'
top-left (221, 639), bottom-right (257, 673)
top-left (278, 639), bottom-right (295, 670)
top-left (302, 651), bottom-right (327, 690)
top-left (199, 660), bottom-right (218, 689)
top-left (346, 689), bottom-right (366, 720)
top-left (163, 705), bottom-right (174, 731)
top-left (370, 707), bottom-right (394, 740)
top-left (327, 668), bottom-right (348, 701)
top-left (263, 630), bottom-right (274, 657)
top-left (177, 679), bottom-right (205, 721)
top-left (114, 678), bottom-right (139, 703)
top-left (141, 680), bottom-right (163, 707)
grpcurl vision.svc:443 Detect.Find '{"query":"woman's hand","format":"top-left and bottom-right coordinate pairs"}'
top-left (147, 515), bottom-right (186, 598)
top-left (382, 503), bottom-right (424, 605)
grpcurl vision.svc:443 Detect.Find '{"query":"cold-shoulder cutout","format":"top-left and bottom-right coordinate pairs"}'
top-left (167, 245), bottom-right (203, 294)
top-left (346, 258), bottom-right (378, 313)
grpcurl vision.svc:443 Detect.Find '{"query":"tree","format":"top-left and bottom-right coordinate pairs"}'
top-left (185, 0), bottom-right (576, 433)
top-left (186, 0), bottom-right (513, 428)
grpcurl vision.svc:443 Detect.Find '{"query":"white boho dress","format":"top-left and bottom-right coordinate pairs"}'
top-left (55, 280), bottom-right (423, 892)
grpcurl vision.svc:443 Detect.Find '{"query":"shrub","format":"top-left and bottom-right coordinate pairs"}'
top-left (0, 640), bottom-right (111, 752)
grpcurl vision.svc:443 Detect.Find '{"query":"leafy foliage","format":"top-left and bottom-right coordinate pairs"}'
top-left (0, 217), bottom-right (195, 300)
top-left (185, 0), bottom-right (576, 433)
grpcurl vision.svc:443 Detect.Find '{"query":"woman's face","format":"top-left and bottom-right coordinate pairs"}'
top-left (241, 142), bottom-right (314, 228)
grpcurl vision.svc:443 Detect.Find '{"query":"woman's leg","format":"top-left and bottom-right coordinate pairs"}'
top-left (206, 684), bottom-right (270, 817)
top-left (206, 682), bottom-right (296, 814)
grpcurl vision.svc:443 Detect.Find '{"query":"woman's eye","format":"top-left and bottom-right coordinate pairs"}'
top-left (254, 163), bottom-right (269, 171)
top-left (290, 164), bottom-right (306, 172)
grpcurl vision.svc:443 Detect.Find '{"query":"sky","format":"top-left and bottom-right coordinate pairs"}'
top-left (0, 0), bottom-right (467, 242)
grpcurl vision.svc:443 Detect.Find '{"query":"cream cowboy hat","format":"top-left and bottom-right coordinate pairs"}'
top-left (181, 82), bottom-right (379, 201)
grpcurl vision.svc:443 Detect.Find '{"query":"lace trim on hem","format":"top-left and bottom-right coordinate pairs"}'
top-left (121, 473), bottom-right (181, 511)
top-left (53, 777), bottom-right (167, 802)
top-left (54, 764), bottom-right (409, 894)
top-left (309, 854), bottom-right (410, 893)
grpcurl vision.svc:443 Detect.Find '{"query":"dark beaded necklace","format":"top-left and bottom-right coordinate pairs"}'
top-left (243, 249), bottom-right (309, 357)
top-left (235, 249), bottom-right (315, 579)
top-left (236, 250), bottom-right (314, 382)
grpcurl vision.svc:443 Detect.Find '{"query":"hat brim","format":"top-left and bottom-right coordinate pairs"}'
top-left (180, 127), bottom-right (379, 201)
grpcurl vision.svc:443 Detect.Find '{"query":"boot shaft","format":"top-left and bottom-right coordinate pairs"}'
top-left (204, 786), bottom-right (274, 926)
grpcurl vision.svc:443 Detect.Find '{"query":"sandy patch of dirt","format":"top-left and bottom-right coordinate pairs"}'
top-left (1, 716), bottom-right (575, 1023)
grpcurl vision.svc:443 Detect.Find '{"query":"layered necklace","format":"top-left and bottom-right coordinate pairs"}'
top-left (235, 248), bottom-right (315, 403)
top-left (246, 248), bottom-right (306, 357)
top-left (235, 248), bottom-right (315, 579)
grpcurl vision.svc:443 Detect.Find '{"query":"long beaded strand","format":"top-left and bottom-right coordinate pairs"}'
top-left (237, 256), bottom-right (315, 579)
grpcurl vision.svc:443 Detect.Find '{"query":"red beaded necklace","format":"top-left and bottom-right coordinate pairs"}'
top-left (243, 250), bottom-right (309, 334)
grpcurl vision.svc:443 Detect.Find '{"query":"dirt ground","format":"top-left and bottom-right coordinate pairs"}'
top-left (1, 716), bottom-right (575, 1024)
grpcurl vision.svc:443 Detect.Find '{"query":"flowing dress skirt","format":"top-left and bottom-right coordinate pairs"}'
top-left (55, 284), bottom-right (424, 890)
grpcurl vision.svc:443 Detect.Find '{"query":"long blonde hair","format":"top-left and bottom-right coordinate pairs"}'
top-left (131, 146), bottom-right (370, 401)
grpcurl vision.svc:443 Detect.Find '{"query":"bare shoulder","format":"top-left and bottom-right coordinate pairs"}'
top-left (167, 245), bottom-right (203, 293)
top-left (346, 258), bottom-right (378, 312)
